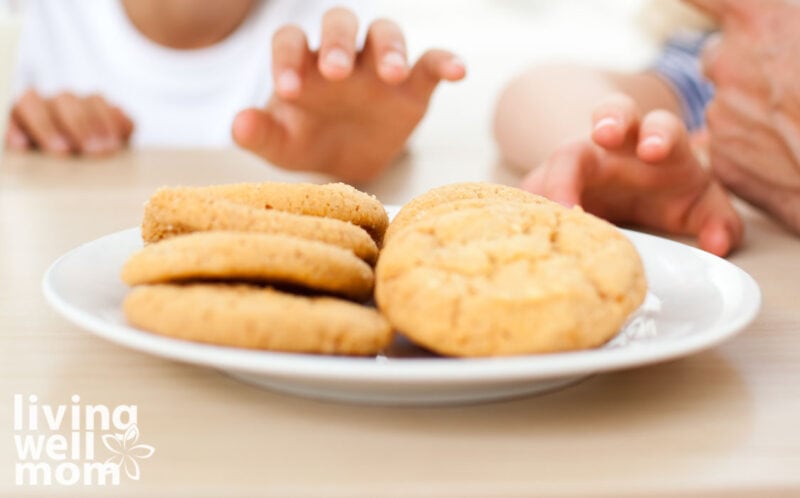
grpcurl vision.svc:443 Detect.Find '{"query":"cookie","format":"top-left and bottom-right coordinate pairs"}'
top-left (122, 231), bottom-right (374, 301)
top-left (384, 182), bottom-right (541, 243)
top-left (124, 284), bottom-right (392, 355)
top-left (375, 198), bottom-right (647, 357)
top-left (141, 188), bottom-right (379, 264)
top-left (192, 182), bottom-right (389, 243)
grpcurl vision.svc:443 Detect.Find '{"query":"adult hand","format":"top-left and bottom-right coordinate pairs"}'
top-left (686, 0), bottom-right (800, 232)
top-left (521, 94), bottom-right (742, 257)
top-left (232, 7), bottom-right (466, 183)
top-left (6, 89), bottom-right (134, 156)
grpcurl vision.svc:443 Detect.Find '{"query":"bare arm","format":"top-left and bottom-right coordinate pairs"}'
top-left (493, 64), bottom-right (684, 173)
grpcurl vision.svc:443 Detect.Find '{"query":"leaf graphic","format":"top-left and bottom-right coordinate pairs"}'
top-left (129, 444), bottom-right (155, 459)
top-left (124, 457), bottom-right (141, 481)
top-left (124, 425), bottom-right (140, 446)
top-left (100, 424), bottom-right (153, 481)
top-left (102, 433), bottom-right (124, 454)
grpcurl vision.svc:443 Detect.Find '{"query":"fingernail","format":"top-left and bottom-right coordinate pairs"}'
top-left (449, 56), bottom-right (466, 71)
top-left (84, 137), bottom-right (104, 154)
top-left (277, 70), bottom-right (300, 94)
top-left (9, 129), bottom-right (28, 148)
top-left (324, 48), bottom-right (351, 69)
top-left (382, 51), bottom-right (406, 69)
top-left (594, 117), bottom-right (619, 132)
top-left (49, 135), bottom-right (70, 152)
top-left (101, 135), bottom-right (120, 150)
top-left (641, 135), bottom-right (666, 149)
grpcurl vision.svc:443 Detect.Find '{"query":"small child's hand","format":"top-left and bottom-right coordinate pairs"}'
top-left (232, 7), bottom-right (466, 183)
top-left (6, 90), bottom-right (134, 156)
top-left (521, 94), bottom-right (743, 257)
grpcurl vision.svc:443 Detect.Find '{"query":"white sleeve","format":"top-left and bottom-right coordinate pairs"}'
top-left (3, 0), bottom-right (35, 96)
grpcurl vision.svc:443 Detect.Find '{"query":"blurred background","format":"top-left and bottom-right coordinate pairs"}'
top-left (367, 0), bottom-right (673, 188)
top-left (1, 0), bottom-right (709, 190)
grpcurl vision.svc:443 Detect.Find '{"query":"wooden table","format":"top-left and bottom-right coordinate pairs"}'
top-left (0, 147), bottom-right (798, 498)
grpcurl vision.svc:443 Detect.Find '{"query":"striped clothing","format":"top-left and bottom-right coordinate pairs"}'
top-left (651, 31), bottom-right (715, 131)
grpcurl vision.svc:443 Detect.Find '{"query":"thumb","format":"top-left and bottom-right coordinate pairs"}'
top-left (521, 142), bottom-right (599, 208)
top-left (692, 182), bottom-right (744, 257)
top-left (232, 108), bottom-right (289, 164)
top-left (698, 218), bottom-right (739, 257)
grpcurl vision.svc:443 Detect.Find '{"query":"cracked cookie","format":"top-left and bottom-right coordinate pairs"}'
top-left (384, 182), bottom-right (540, 243)
top-left (375, 189), bottom-right (647, 357)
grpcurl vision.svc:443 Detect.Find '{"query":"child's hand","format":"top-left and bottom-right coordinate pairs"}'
top-left (232, 7), bottom-right (466, 183)
top-left (521, 94), bottom-right (743, 257)
top-left (6, 90), bottom-right (134, 156)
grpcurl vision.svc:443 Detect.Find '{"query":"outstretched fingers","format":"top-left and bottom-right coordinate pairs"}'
top-left (231, 108), bottom-right (289, 166)
top-left (318, 7), bottom-right (359, 81)
top-left (521, 141), bottom-right (599, 208)
top-left (272, 25), bottom-right (310, 99)
top-left (591, 93), bottom-right (639, 150)
top-left (636, 109), bottom-right (692, 163)
top-left (693, 182), bottom-right (744, 257)
top-left (364, 19), bottom-right (409, 84)
top-left (406, 49), bottom-right (466, 102)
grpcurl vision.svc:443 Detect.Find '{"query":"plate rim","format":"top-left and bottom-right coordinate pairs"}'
top-left (41, 225), bottom-right (762, 384)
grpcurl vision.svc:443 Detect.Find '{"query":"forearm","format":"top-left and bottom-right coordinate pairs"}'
top-left (493, 64), bottom-right (683, 173)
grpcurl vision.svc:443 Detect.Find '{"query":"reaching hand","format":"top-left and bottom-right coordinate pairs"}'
top-left (232, 7), bottom-right (466, 183)
top-left (521, 94), bottom-right (743, 257)
top-left (6, 89), bottom-right (134, 156)
top-left (687, 0), bottom-right (800, 234)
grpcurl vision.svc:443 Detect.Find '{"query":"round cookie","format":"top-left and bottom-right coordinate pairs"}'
top-left (124, 284), bottom-right (392, 355)
top-left (385, 182), bottom-right (542, 243)
top-left (375, 200), bottom-right (647, 357)
top-left (385, 197), bottom-right (538, 243)
top-left (122, 231), bottom-right (374, 301)
top-left (141, 188), bottom-right (378, 264)
top-left (192, 182), bottom-right (389, 243)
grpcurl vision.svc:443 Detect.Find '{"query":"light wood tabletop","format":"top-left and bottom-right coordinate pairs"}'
top-left (0, 145), bottom-right (798, 498)
top-left (2, 2), bottom-right (799, 495)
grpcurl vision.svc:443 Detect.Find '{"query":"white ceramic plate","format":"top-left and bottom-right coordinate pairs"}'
top-left (42, 207), bottom-right (761, 405)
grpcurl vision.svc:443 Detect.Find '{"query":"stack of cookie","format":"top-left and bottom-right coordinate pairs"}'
top-left (375, 183), bottom-right (647, 357)
top-left (121, 182), bottom-right (393, 355)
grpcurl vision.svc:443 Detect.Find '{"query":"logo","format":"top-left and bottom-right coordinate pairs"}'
top-left (12, 394), bottom-right (155, 486)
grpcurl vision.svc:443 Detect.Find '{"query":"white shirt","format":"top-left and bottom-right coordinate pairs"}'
top-left (14, 0), bottom-right (367, 147)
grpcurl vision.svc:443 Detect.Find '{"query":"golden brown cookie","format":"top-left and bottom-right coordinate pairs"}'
top-left (141, 188), bottom-right (379, 264)
top-left (122, 231), bottom-right (374, 301)
top-left (192, 182), bottom-right (388, 243)
top-left (384, 182), bottom-right (541, 243)
top-left (375, 197), bottom-right (647, 357)
top-left (124, 284), bottom-right (393, 355)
